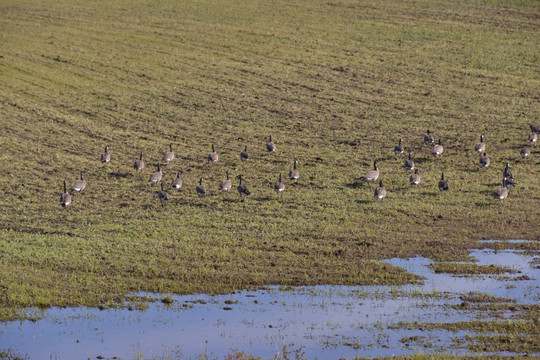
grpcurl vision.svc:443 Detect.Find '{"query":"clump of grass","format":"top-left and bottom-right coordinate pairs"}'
top-left (429, 263), bottom-right (518, 275)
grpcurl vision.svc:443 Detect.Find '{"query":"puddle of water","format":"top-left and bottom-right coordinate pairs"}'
top-left (1, 247), bottom-right (538, 359)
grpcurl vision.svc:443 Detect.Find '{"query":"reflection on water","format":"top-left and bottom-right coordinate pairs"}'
top-left (1, 247), bottom-right (538, 359)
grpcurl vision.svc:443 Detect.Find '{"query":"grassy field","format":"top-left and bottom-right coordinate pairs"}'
top-left (0, 0), bottom-right (539, 331)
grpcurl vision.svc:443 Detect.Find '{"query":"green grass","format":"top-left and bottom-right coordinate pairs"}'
top-left (0, 0), bottom-right (539, 320)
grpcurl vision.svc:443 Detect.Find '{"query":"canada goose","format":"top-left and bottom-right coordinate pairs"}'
top-left (195, 178), bottom-right (207, 197)
top-left (438, 172), bottom-right (449, 191)
top-left (219, 170), bottom-right (232, 192)
top-left (394, 138), bottom-right (404, 155)
top-left (404, 152), bottom-right (415, 171)
top-left (274, 173), bottom-right (285, 194)
top-left (149, 163), bottom-right (163, 184)
top-left (289, 159), bottom-right (299, 180)
top-left (361, 160), bottom-right (379, 184)
top-left (236, 174), bottom-right (251, 200)
top-left (530, 124), bottom-right (539, 134)
top-left (101, 146), bottom-right (111, 163)
top-left (520, 148), bottom-right (530, 158)
top-left (240, 145), bottom-right (249, 161)
top-left (134, 152), bottom-right (145, 171)
top-left (163, 144), bottom-right (174, 163)
top-left (60, 180), bottom-right (71, 207)
top-left (424, 130), bottom-right (434, 145)
top-left (71, 171), bottom-right (86, 193)
top-left (432, 139), bottom-right (444, 156)
top-left (409, 169), bottom-right (421, 186)
top-left (208, 144), bottom-right (219, 163)
top-left (503, 163), bottom-right (514, 181)
top-left (266, 135), bottom-right (276, 152)
top-left (171, 170), bottom-right (183, 189)
top-left (479, 153), bottom-right (490, 168)
top-left (374, 180), bottom-right (386, 200)
top-left (495, 180), bottom-right (509, 201)
top-left (475, 135), bottom-right (486, 153)
top-left (158, 183), bottom-right (169, 204)
top-left (503, 176), bottom-right (516, 189)
top-left (529, 131), bottom-right (537, 147)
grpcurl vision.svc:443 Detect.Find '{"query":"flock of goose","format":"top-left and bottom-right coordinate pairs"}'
top-left (59, 126), bottom-right (537, 207)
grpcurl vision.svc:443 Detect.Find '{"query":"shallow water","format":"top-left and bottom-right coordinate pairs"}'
top-left (1, 247), bottom-right (538, 359)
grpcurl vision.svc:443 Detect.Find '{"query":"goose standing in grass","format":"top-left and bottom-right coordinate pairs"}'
top-left (195, 178), bottom-right (207, 197)
top-left (374, 180), bottom-right (386, 201)
top-left (71, 172), bottom-right (86, 194)
top-left (240, 145), bottom-right (250, 161)
top-left (219, 170), bottom-right (232, 192)
top-left (530, 124), bottom-right (540, 134)
top-left (503, 163), bottom-right (514, 181)
top-left (361, 160), bottom-right (379, 185)
top-left (394, 138), bottom-right (404, 155)
top-left (171, 170), bottom-right (183, 189)
top-left (158, 183), bottom-right (169, 204)
top-left (520, 148), bottom-right (530, 158)
top-left (479, 153), bottom-right (490, 168)
top-left (163, 144), bottom-right (174, 163)
top-left (410, 169), bottom-right (421, 186)
top-left (149, 164), bottom-right (162, 184)
top-left (289, 159), bottom-right (299, 181)
top-left (432, 139), bottom-right (444, 156)
top-left (236, 174), bottom-right (250, 200)
top-left (495, 180), bottom-right (509, 201)
top-left (134, 152), bottom-right (145, 171)
top-left (424, 130), bottom-right (434, 145)
top-left (60, 180), bottom-right (71, 208)
top-left (475, 135), bottom-right (486, 153)
top-left (266, 135), bottom-right (276, 152)
top-left (101, 146), bottom-right (111, 163)
top-left (438, 172), bottom-right (449, 191)
top-left (528, 130), bottom-right (537, 147)
top-left (274, 173), bottom-right (285, 194)
top-left (208, 144), bottom-right (219, 163)
top-left (404, 152), bottom-right (415, 171)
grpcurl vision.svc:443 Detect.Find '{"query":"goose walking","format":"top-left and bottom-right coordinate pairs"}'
top-left (236, 174), bottom-right (250, 200)
top-left (101, 146), bottom-right (111, 163)
top-left (149, 164), bottom-right (163, 184)
top-left (424, 130), bottom-right (434, 145)
top-left (374, 180), bottom-right (386, 200)
top-left (520, 148), bottom-right (530, 158)
top-left (475, 135), bottom-right (486, 153)
top-left (274, 173), bottom-right (285, 194)
top-left (438, 172), bottom-right (449, 191)
top-left (503, 163), bottom-right (514, 181)
top-left (529, 130), bottom-right (537, 147)
top-left (60, 180), bottom-right (71, 207)
top-left (171, 170), bottom-right (183, 189)
top-left (495, 180), bottom-right (509, 201)
top-left (479, 153), bottom-right (490, 168)
top-left (432, 139), bottom-right (444, 156)
top-left (289, 159), bottom-right (299, 180)
top-left (134, 152), bottom-right (145, 171)
top-left (394, 138), bottom-right (404, 155)
top-left (266, 135), bottom-right (276, 152)
top-left (163, 144), bottom-right (175, 163)
top-left (208, 144), bottom-right (219, 163)
top-left (219, 170), bottom-right (232, 192)
top-left (71, 172), bottom-right (86, 194)
top-left (195, 178), bottom-right (207, 197)
top-left (240, 145), bottom-right (250, 161)
top-left (409, 169), bottom-right (421, 186)
top-left (404, 152), bottom-right (415, 171)
top-left (361, 160), bottom-right (379, 185)
top-left (158, 183), bottom-right (169, 204)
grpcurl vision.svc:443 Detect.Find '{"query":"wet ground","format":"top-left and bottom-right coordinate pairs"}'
top-left (1, 244), bottom-right (538, 359)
